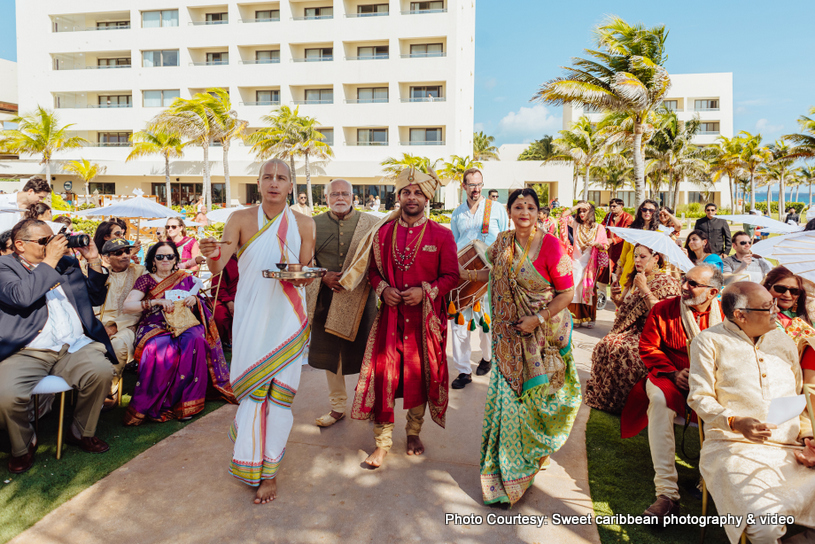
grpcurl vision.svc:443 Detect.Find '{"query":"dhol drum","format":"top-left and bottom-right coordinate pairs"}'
top-left (448, 240), bottom-right (491, 315)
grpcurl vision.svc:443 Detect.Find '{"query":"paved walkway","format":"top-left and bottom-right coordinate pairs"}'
top-left (11, 310), bottom-right (617, 544)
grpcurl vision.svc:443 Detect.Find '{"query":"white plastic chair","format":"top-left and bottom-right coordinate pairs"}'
top-left (32, 376), bottom-right (73, 460)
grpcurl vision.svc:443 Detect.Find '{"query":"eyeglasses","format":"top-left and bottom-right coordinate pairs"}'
top-left (489, 195), bottom-right (499, 200)
top-left (166, 225), bottom-right (181, 230)
top-left (706, 208), bottom-right (716, 213)
top-left (21, 238), bottom-right (49, 246)
top-left (682, 277), bottom-right (711, 289)
top-left (641, 208), bottom-right (656, 214)
top-left (109, 249), bottom-right (132, 257)
top-left (299, 197), bottom-right (307, 200)
top-left (155, 254), bottom-right (176, 261)
top-left (465, 183), bottom-right (484, 189)
top-left (737, 240), bottom-right (752, 246)
top-left (329, 192), bottom-right (352, 198)
top-left (771, 284), bottom-right (800, 297)
top-left (739, 300), bottom-right (778, 313)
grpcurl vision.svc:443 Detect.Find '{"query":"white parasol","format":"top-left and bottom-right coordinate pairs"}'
top-left (75, 195), bottom-right (181, 219)
top-left (749, 231), bottom-right (815, 281)
top-left (716, 214), bottom-right (803, 235)
top-left (206, 205), bottom-right (247, 223)
top-left (140, 217), bottom-right (202, 228)
top-left (608, 227), bottom-right (695, 272)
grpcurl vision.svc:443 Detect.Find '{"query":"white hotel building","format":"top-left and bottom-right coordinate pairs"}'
top-left (563, 72), bottom-right (734, 209)
top-left (8, 0), bottom-right (484, 208)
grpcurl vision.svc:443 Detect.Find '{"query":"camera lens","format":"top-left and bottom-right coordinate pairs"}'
top-left (66, 234), bottom-right (91, 249)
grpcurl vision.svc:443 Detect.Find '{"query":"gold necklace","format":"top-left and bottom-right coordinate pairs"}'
top-left (392, 220), bottom-right (429, 272)
top-left (509, 227), bottom-right (536, 288)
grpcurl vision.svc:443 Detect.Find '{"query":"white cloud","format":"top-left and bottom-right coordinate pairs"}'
top-left (496, 104), bottom-right (562, 143)
top-left (755, 118), bottom-right (784, 134)
top-left (473, 122), bottom-right (485, 133)
top-left (484, 77), bottom-right (497, 90)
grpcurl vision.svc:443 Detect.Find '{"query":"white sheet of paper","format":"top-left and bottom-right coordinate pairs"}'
top-left (164, 289), bottom-right (188, 302)
top-left (766, 395), bottom-right (807, 426)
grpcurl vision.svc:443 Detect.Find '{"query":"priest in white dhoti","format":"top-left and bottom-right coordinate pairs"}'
top-left (200, 159), bottom-right (316, 504)
top-left (689, 281), bottom-right (815, 544)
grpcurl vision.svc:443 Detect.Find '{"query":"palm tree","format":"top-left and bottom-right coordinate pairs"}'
top-left (0, 106), bottom-right (88, 182)
top-left (439, 155), bottom-right (483, 184)
top-left (535, 16), bottom-right (671, 204)
top-left (645, 110), bottom-right (706, 208)
top-left (547, 117), bottom-right (605, 200)
top-left (150, 93), bottom-right (226, 211)
top-left (784, 106), bottom-right (815, 161)
top-left (801, 164), bottom-right (815, 206)
top-left (380, 154), bottom-right (440, 177)
top-left (738, 131), bottom-right (772, 211)
top-left (126, 130), bottom-right (187, 207)
top-left (473, 131), bottom-right (499, 161)
top-left (203, 88), bottom-right (248, 208)
top-left (707, 136), bottom-right (745, 213)
top-left (518, 135), bottom-right (556, 161)
top-left (291, 117), bottom-right (334, 209)
top-left (769, 140), bottom-right (795, 217)
top-left (595, 152), bottom-right (633, 199)
top-left (63, 158), bottom-right (106, 202)
top-left (246, 105), bottom-right (305, 196)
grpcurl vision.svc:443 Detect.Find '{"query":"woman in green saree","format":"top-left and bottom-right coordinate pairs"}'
top-left (462, 188), bottom-right (580, 506)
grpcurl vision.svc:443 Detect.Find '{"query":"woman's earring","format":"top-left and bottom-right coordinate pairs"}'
top-left (151, 265), bottom-right (157, 273)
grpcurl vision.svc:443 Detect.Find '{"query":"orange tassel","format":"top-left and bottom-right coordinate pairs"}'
top-left (473, 300), bottom-right (481, 313)
top-left (447, 301), bottom-right (456, 315)
top-left (484, 314), bottom-right (491, 325)
top-left (457, 313), bottom-right (465, 326)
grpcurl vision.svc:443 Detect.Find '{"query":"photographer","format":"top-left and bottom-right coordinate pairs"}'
top-left (0, 219), bottom-right (116, 474)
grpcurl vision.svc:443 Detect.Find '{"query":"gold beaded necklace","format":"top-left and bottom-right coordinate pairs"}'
top-left (509, 227), bottom-right (536, 288)
top-left (392, 219), bottom-right (429, 272)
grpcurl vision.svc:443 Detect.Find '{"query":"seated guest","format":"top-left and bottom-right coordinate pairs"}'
top-left (94, 239), bottom-right (145, 405)
top-left (585, 245), bottom-right (681, 414)
top-left (620, 264), bottom-right (723, 521)
top-left (52, 215), bottom-right (74, 232)
top-left (537, 205), bottom-right (558, 235)
top-left (0, 219), bottom-right (115, 474)
top-left (165, 218), bottom-right (202, 273)
top-left (723, 231), bottom-right (772, 283)
top-left (213, 254), bottom-right (239, 347)
top-left (0, 230), bottom-right (12, 255)
top-left (689, 282), bottom-right (815, 543)
top-left (121, 241), bottom-right (235, 425)
top-left (24, 202), bottom-right (52, 222)
top-left (93, 221), bottom-right (121, 254)
top-left (110, 218), bottom-right (142, 263)
top-left (683, 229), bottom-right (723, 272)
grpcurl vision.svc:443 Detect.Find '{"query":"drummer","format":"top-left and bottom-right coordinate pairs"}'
top-left (449, 168), bottom-right (509, 389)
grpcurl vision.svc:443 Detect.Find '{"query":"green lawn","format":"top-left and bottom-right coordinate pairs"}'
top-left (0, 370), bottom-right (230, 544)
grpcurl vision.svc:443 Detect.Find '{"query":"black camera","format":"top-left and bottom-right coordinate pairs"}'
top-left (66, 234), bottom-right (91, 248)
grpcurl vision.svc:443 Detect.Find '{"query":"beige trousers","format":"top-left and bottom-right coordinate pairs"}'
top-left (325, 357), bottom-right (347, 414)
top-left (109, 328), bottom-right (135, 395)
top-left (646, 380), bottom-right (681, 501)
top-left (0, 343), bottom-right (114, 457)
top-left (743, 522), bottom-right (786, 543)
top-left (373, 404), bottom-right (426, 451)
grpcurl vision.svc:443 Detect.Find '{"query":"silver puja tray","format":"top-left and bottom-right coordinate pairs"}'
top-left (263, 266), bottom-right (327, 280)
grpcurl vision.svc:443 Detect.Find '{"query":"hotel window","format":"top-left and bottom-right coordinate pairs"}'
top-left (143, 90), bottom-right (180, 107)
top-left (700, 122), bottom-right (720, 134)
top-left (142, 50), bottom-right (179, 67)
top-left (206, 12), bottom-right (228, 24)
top-left (305, 48), bottom-right (333, 61)
top-left (409, 43), bottom-right (443, 57)
top-left (357, 87), bottom-right (388, 103)
top-left (410, 1), bottom-right (444, 12)
top-left (304, 7), bottom-right (333, 19)
top-left (357, 4), bottom-right (389, 15)
top-left (255, 50), bottom-right (280, 63)
top-left (255, 9), bottom-right (280, 21)
top-left (98, 132), bottom-right (131, 147)
top-left (256, 90), bottom-right (280, 105)
top-left (409, 128), bottom-right (442, 144)
top-left (98, 95), bottom-right (132, 108)
top-left (695, 99), bottom-right (719, 111)
top-left (319, 128), bottom-right (334, 145)
top-left (206, 52), bottom-right (229, 65)
top-left (663, 100), bottom-right (679, 111)
top-left (96, 21), bottom-right (129, 29)
top-left (409, 85), bottom-right (442, 100)
top-left (89, 183), bottom-right (116, 194)
top-left (357, 129), bottom-right (388, 146)
top-left (97, 57), bottom-right (131, 68)
top-left (305, 89), bottom-right (333, 104)
top-left (142, 10), bottom-right (179, 28)
top-left (357, 45), bottom-right (388, 59)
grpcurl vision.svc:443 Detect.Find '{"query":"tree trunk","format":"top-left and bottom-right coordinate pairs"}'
top-left (810, 180), bottom-right (813, 206)
top-left (750, 170), bottom-right (756, 211)
top-left (202, 142), bottom-right (211, 212)
top-left (583, 162), bottom-right (590, 201)
top-left (767, 183), bottom-right (772, 213)
top-left (223, 142), bottom-right (232, 208)
top-left (779, 167), bottom-right (786, 220)
top-left (795, 183), bottom-right (800, 203)
top-left (289, 155), bottom-right (297, 205)
top-left (304, 152), bottom-right (314, 210)
top-left (728, 175), bottom-right (735, 214)
top-left (632, 120), bottom-right (645, 205)
top-left (164, 152), bottom-right (172, 208)
top-left (572, 164), bottom-right (578, 200)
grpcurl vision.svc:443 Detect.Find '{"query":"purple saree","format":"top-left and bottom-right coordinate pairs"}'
top-left (124, 270), bottom-right (236, 425)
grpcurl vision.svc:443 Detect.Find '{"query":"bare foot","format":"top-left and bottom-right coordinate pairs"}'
top-left (364, 447), bottom-right (388, 468)
top-left (406, 435), bottom-right (425, 456)
top-left (254, 479), bottom-right (277, 504)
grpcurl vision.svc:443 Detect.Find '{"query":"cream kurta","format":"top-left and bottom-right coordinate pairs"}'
top-left (689, 320), bottom-right (815, 543)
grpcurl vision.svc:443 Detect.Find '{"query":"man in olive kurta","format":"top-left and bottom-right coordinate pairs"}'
top-left (306, 179), bottom-right (379, 427)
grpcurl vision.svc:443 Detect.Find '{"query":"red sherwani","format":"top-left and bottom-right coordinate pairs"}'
top-left (620, 296), bottom-right (717, 438)
top-left (352, 217), bottom-right (459, 426)
top-left (214, 255), bottom-right (239, 343)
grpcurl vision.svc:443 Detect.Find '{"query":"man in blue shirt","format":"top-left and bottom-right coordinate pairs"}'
top-left (449, 168), bottom-right (509, 389)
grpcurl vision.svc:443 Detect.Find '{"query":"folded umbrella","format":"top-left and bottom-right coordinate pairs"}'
top-left (608, 227), bottom-right (695, 272)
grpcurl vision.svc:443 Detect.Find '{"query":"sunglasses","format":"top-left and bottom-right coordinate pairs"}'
top-left (166, 225), bottom-right (181, 230)
top-left (682, 277), bottom-right (711, 289)
top-left (706, 209), bottom-right (716, 212)
top-left (109, 249), bottom-right (132, 257)
top-left (771, 284), bottom-right (800, 297)
top-left (21, 237), bottom-right (50, 246)
top-left (737, 240), bottom-right (752, 246)
top-left (642, 208), bottom-right (656, 214)
top-left (155, 254), bottom-right (176, 261)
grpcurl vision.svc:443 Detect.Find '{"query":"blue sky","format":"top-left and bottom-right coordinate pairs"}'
top-left (2, 0), bottom-right (813, 147)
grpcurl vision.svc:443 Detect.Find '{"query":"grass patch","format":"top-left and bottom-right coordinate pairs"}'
top-left (0, 368), bottom-right (231, 544)
top-left (585, 409), bottom-right (728, 543)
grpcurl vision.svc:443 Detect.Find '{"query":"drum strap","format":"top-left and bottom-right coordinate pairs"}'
top-left (481, 198), bottom-right (492, 235)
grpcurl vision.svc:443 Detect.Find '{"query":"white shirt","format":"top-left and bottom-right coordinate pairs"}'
top-left (0, 193), bottom-right (22, 234)
top-left (450, 197), bottom-right (510, 250)
top-left (27, 265), bottom-right (94, 353)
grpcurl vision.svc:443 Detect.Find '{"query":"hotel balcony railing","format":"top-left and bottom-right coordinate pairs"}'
top-left (292, 56), bottom-right (333, 62)
top-left (663, 107), bottom-right (684, 112)
top-left (699, 131), bottom-right (721, 135)
top-left (94, 142), bottom-right (132, 147)
top-left (189, 60), bottom-right (229, 66)
top-left (54, 24), bottom-right (131, 33)
top-left (189, 20), bottom-right (228, 26)
top-left (55, 64), bottom-right (132, 70)
top-left (240, 101), bottom-right (281, 106)
top-left (88, 104), bottom-right (134, 108)
top-left (400, 97), bottom-right (446, 103)
top-left (239, 17), bottom-right (280, 23)
top-left (695, 107), bottom-right (720, 112)
top-left (292, 99), bottom-right (333, 105)
top-left (400, 9), bottom-right (447, 14)
top-left (291, 15), bottom-right (334, 21)
top-left (400, 140), bottom-right (445, 146)
top-left (400, 52), bottom-right (447, 59)
top-left (345, 12), bottom-right (389, 17)
top-left (345, 55), bottom-right (389, 60)
top-left (347, 141), bottom-right (389, 146)
top-left (239, 58), bottom-right (281, 64)
top-left (344, 98), bottom-right (389, 104)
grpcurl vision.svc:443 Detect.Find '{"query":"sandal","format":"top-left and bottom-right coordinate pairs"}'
top-left (584, 322), bottom-right (595, 329)
top-left (315, 411), bottom-right (345, 427)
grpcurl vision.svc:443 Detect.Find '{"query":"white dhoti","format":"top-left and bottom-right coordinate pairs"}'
top-left (451, 312), bottom-right (491, 376)
top-left (228, 206), bottom-right (310, 485)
